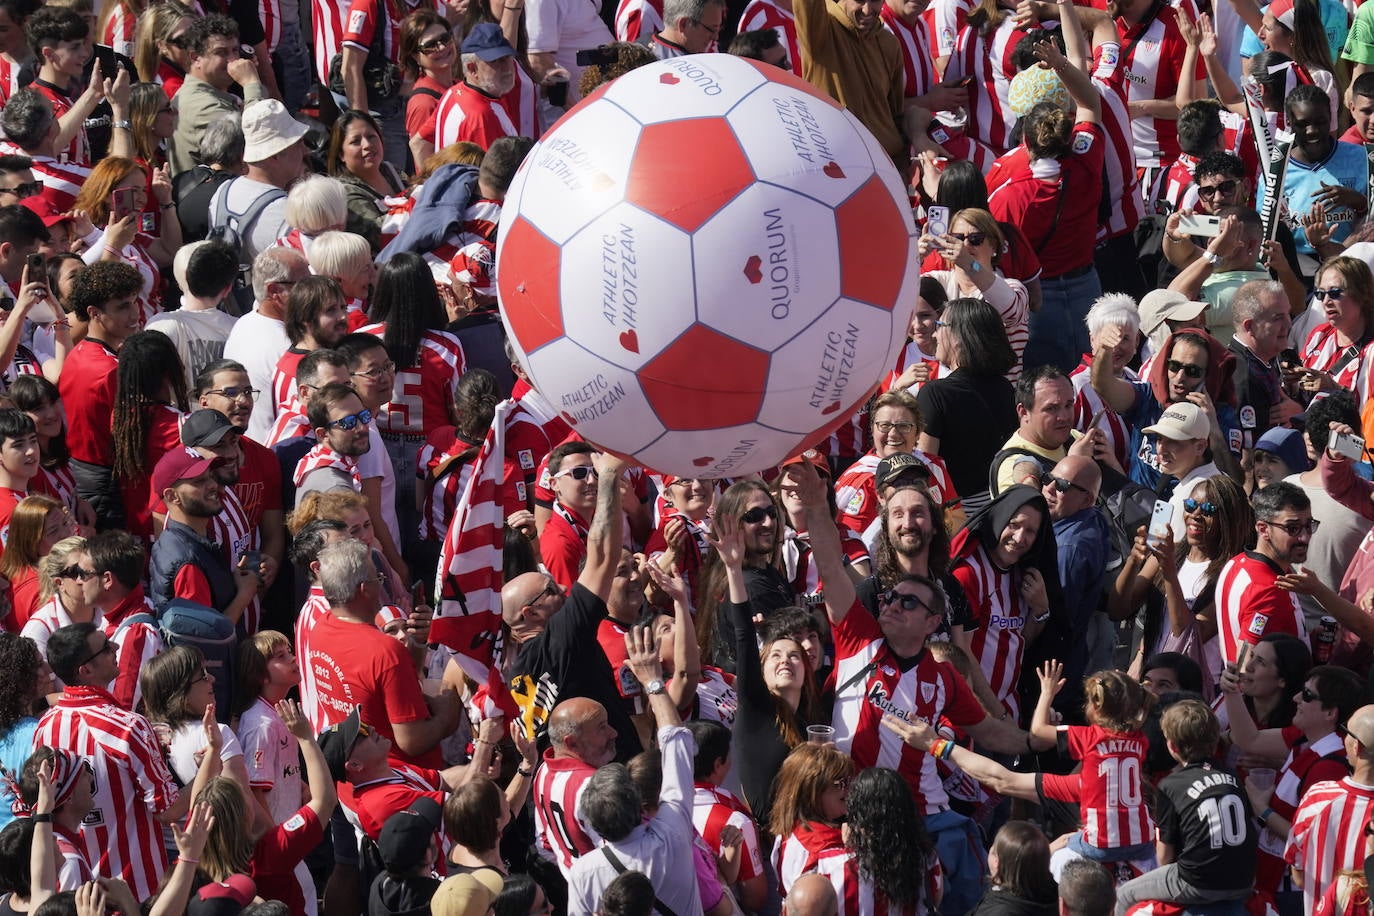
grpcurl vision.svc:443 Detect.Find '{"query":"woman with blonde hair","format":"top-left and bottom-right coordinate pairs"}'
top-left (134, 1), bottom-right (194, 93)
top-left (73, 157), bottom-right (182, 324)
top-left (0, 494), bottom-right (75, 630)
top-left (291, 490), bottom-right (408, 608)
top-left (307, 230), bottom-right (376, 331)
top-left (768, 743), bottom-right (854, 895)
top-left (280, 176), bottom-right (349, 257)
top-left (18, 536), bottom-right (96, 665)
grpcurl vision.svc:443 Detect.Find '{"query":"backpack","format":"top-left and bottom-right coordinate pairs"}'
top-left (208, 181), bottom-right (288, 314)
top-left (129, 599), bottom-right (237, 720)
top-left (987, 446), bottom-right (1058, 497)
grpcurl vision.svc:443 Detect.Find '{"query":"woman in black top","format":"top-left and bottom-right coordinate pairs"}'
top-left (711, 514), bottom-right (819, 827)
top-left (916, 298), bottom-right (1018, 516)
top-left (970, 820), bottom-right (1058, 916)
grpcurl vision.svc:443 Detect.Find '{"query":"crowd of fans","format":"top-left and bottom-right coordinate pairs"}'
top-left (0, 0), bottom-right (1374, 910)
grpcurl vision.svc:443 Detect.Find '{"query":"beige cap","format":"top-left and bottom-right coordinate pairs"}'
top-left (241, 99), bottom-right (309, 163)
top-left (1142, 402), bottom-right (1210, 441)
top-left (430, 871), bottom-right (504, 916)
top-left (1138, 289), bottom-right (1207, 337)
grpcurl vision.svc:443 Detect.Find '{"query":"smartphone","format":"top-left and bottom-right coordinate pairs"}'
top-left (1333, 430), bottom-right (1366, 461)
top-left (1146, 499), bottom-right (1175, 548)
top-left (411, 579), bottom-right (427, 607)
top-left (25, 253), bottom-right (43, 278)
top-left (109, 188), bottom-right (135, 221)
top-left (927, 205), bottom-right (950, 238)
top-left (954, 76), bottom-right (974, 88)
top-left (1089, 407), bottom-right (1109, 429)
top-left (1234, 640), bottom-right (1251, 675)
top-left (1178, 213), bottom-right (1222, 238)
top-left (238, 549), bottom-right (263, 571)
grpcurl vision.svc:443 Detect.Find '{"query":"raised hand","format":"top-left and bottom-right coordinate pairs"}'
top-left (1037, 660), bottom-right (1066, 699)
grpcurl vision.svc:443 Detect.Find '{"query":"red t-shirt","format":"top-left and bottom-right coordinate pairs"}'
top-left (59, 339), bottom-right (119, 466)
top-left (0, 485), bottom-right (26, 557)
top-left (234, 437), bottom-right (283, 527)
top-left (249, 805), bottom-right (324, 913)
top-left (406, 74), bottom-right (448, 148)
top-left (540, 507), bottom-right (588, 592)
top-left (298, 611), bottom-right (438, 767)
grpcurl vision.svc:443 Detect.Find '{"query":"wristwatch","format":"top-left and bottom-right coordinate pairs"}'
top-left (645, 679), bottom-right (666, 696)
top-left (1201, 249), bottom-right (1222, 266)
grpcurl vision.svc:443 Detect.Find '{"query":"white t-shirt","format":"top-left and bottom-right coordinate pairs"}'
top-left (145, 303), bottom-right (239, 391)
top-left (224, 307), bottom-right (291, 444)
top-left (525, 0), bottom-right (613, 98)
top-left (235, 697), bottom-right (302, 825)
top-left (169, 720), bottom-right (244, 786)
top-left (358, 425), bottom-right (399, 541)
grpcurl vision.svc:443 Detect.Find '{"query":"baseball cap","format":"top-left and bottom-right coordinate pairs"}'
top-left (241, 99), bottom-right (309, 164)
top-left (19, 192), bottom-right (72, 228)
top-left (1138, 290), bottom-right (1208, 338)
top-left (187, 875), bottom-right (256, 916)
top-left (875, 453), bottom-right (930, 490)
top-left (151, 446), bottom-right (220, 496)
top-left (1254, 427), bottom-right (1311, 473)
top-left (378, 797), bottom-right (443, 873)
top-left (460, 23), bottom-right (516, 62)
top-left (1142, 402), bottom-right (1210, 441)
top-left (181, 409), bottom-right (238, 448)
top-left (430, 871), bottom-right (504, 916)
top-left (317, 707), bottom-right (363, 782)
top-left (780, 449), bottom-right (831, 478)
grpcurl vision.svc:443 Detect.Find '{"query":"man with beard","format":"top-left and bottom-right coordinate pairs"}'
top-left (147, 446), bottom-right (265, 619)
top-left (1215, 481), bottom-right (1316, 664)
top-left (293, 383), bottom-right (373, 503)
top-left (433, 25), bottom-right (521, 152)
top-left (270, 277), bottom-right (350, 419)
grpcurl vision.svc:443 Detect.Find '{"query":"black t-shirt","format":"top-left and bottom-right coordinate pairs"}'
top-left (708, 564), bottom-right (795, 674)
top-left (1155, 761), bottom-right (1257, 891)
top-left (1228, 337), bottom-right (1283, 447)
top-left (855, 572), bottom-right (975, 640)
top-left (510, 583), bottom-right (642, 763)
top-left (915, 370), bottom-right (1017, 500)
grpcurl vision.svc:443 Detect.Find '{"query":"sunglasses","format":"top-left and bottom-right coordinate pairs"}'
top-left (1313, 288), bottom-right (1348, 302)
top-left (1042, 474), bottom-right (1090, 496)
top-left (326, 409), bottom-right (372, 431)
top-left (0, 182), bottom-right (42, 199)
top-left (554, 465), bottom-right (597, 481)
top-left (1300, 686), bottom-right (1322, 703)
top-left (1166, 359), bottom-right (1205, 379)
top-left (1266, 518), bottom-right (1320, 537)
top-left (950, 232), bottom-right (987, 246)
top-left (740, 505), bottom-right (778, 525)
top-left (60, 565), bottom-right (97, 581)
top-left (1195, 179), bottom-right (1238, 198)
top-left (1183, 498), bottom-right (1218, 517)
top-left (418, 32), bottom-right (452, 53)
top-left (876, 588), bottom-right (930, 613)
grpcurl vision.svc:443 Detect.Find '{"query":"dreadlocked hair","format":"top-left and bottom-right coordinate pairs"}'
top-left (112, 330), bottom-right (189, 479)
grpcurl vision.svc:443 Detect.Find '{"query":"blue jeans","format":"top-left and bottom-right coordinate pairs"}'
top-left (926, 808), bottom-right (988, 916)
top-left (1024, 267), bottom-right (1101, 373)
top-left (1067, 831), bottom-right (1156, 862)
top-left (273, 22), bottom-right (312, 114)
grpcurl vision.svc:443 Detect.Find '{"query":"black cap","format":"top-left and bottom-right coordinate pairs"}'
top-left (180, 409), bottom-right (238, 447)
top-left (378, 796), bottom-right (443, 872)
top-left (317, 707), bottom-right (362, 783)
top-left (875, 453), bottom-right (929, 490)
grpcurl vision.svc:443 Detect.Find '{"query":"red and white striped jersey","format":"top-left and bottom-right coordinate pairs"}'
top-left (775, 821), bottom-right (844, 897)
top-left (33, 81), bottom-right (89, 166)
top-left (615, 0), bottom-right (663, 40)
top-left (209, 486), bottom-right (261, 633)
top-left (341, 0), bottom-right (401, 64)
top-left (376, 330), bottom-right (465, 436)
top-left (0, 143), bottom-right (91, 211)
top-left (103, 588), bottom-right (163, 711)
top-left (418, 427), bottom-right (478, 541)
top-left (816, 405), bottom-right (870, 464)
top-left (1285, 778), bottom-right (1374, 913)
top-left (293, 443), bottom-right (362, 491)
top-left (271, 348), bottom-right (308, 418)
top-left (1115, 7), bottom-right (1203, 169)
top-left (781, 526), bottom-right (871, 602)
top-left (1069, 357), bottom-right (1136, 471)
top-left (945, 16), bottom-right (1032, 155)
top-left (1061, 724), bottom-right (1153, 849)
top-left (881, 342), bottom-right (944, 395)
top-left (930, 0), bottom-right (971, 56)
top-left (1092, 44), bottom-right (1143, 239)
top-left (835, 451), bottom-right (960, 535)
top-left (738, 0), bottom-right (803, 76)
top-left (102, 5), bottom-right (136, 58)
top-left (1257, 728), bottom-right (1349, 894)
top-left (502, 68), bottom-right (541, 140)
top-left (812, 846), bottom-right (941, 916)
top-left (35, 686), bottom-right (179, 900)
top-left (954, 544), bottom-right (1028, 719)
top-left (294, 584), bottom-right (333, 734)
top-left (881, 7), bottom-right (935, 100)
top-left (266, 409), bottom-right (311, 449)
top-left (830, 600), bottom-right (986, 813)
top-left (54, 826), bottom-right (93, 891)
top-left (1301, 323), bottom-right (1371, 395)
top-left (312, 0), bottom-right (348, 83)
top-left (1215, 550), bottom-right (1308, 666)
top-left (434, 81), bottom-right (520, 151)
top-left (688, 667), bottom-right (739, 727)
top-left (1149, 153), bottom-right (1200, 216)
top-left (692, 783), bottom-right (764, 882)
top-left (32, 462), bottom-right (78, 515)
top-left (533, 751), bottom-right (603, 877)
top-left (0, 56), bottom-right (20, 106)
top-left (258, 0), bottom-right (285, 50)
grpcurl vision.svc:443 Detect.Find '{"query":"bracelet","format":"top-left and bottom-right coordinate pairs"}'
top-left (517, 765), bottom-right (535, 777)
top-left (179, 856), bottom-right (200, 865)
top-left (103, 246), bottom-right (122, 258)
top-left (1259, 807), bottom-right (1273, 823)
top-left (111, 119), bottom-right (131, 130)
top-left (929, 738), bottom-right (946, 759)
top-left (31, 813), bottom-right (51, 823)
top-left (160, 201), bottom-right (175, 210)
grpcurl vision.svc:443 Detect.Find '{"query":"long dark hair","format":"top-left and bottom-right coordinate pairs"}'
top-left (0, 633), bottom-right (41, 734)
top-left (934, 160), bottom-right (990, 212)
top-left (1250, 633), bottom-right (1312, 728)
top-left (989, 821), bottom-right (1056, 902)
top-left (370, 253), bottom-right (449, 371)
top-left (874, 484), bottom-right (949, 584)
top-left (327, 109), bottom-right (383, 176)
top-left (112, 330), bottom-right (188, 478)
top-left (943, 297), bottom-right (1015, 376)
top-left (8, 374), bottom-right (69, 467)
top-left (846, 768), bottom-right (931, 910)
top-left (694, 480), bottom-right (783, 663)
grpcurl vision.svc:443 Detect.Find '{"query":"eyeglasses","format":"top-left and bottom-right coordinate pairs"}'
top-left (1042, 474), bottom-right (1090, 496)
top-left (949, 232), bottom-right (987, 246)
top-left (1265, 518), bottom-right (1320, 537)
top-left (874, 421), bottom-right (916, 434)
top-left (205, 386), bottom-right (258, 402)
top-left (690, 17), bottom-right (721, 33)
top-left (1300, 686), bottom-right (1321, 703)
top-left (671, 477), bottom-right (703, 487)
top-left (351, 361), bottom-right (396, 380)
top-left (0, 182), bottom-right (41, 199)
top-left (1166, 359), bottom-right (1205, 379)
top-left (740, 505), bottom-right (778, 525)
top-left (60, 565), bottom-right (97, 581)
top-left (554, 465), bottom-right (597, 481)
top-left (190, 668), bottom-right (211, 685)
top-left (418, 32), bottom-right (452, 53)
top-left (1313, 288), bottom-right (1348, 302)
top-left (80, 638), bottom-right (114, 667)
top-left (876, 588), bottom-right (931, 613)
top-left (1195, 179), bottom-right (1238, 198)
top-left (1182, 498), bottom-right (1218, 517)
top-left (831, 777), bottom-right (850, 791)
top-left (527, 582), bottom-right (560, 606)
top-left (326, 408), bottom-right (372, 431)
top-left (934, 320), bottom-right (949, 329)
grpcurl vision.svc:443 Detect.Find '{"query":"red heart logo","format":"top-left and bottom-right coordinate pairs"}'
top-left (619, 329), bottom-right (639, 353)
top-left (660, 73), bottom-right (680, 85)
top-left (692, 456), bottom-right (714, 467)
top-left (743, 255), bottom-right (763, 284)
top-left (822, 161), bottom-right (845, 179)
top-left (822, 401), bottom-right (841, 415)
top-left (560, 411), bottom-right (579, 427)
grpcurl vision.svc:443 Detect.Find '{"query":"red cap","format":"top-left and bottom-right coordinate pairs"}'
top-left (151, 446), bottom-right (219, 495)
top-left (19, 192), bottom-right (72, 228)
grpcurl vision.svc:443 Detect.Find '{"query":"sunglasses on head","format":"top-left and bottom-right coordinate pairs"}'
top-left (1166, 359), bottom-right (1205, 379)
top-left (555, 465), bottom-right (597, 481)
top-left (326, 408), bottom-right (372, 431)
top-left (741, 505), bottom-right (778, 525)
top-left (1183, 498), bottom-right (1218, 517)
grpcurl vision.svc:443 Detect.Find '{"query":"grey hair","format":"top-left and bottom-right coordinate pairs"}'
top-left (308, 230), bottom-right (372, 280)
top-left (251, 247), bottom-right (304, 301)
top-left (1229, 279), bottom-right (1286, 327)
top-left (0, 90), bottom-right (54, 151)
top-left (317, 538), bottom-right (374, 607)
top-left (580, 764), bottom-right (643, 842)
top-left (663, 0), bottom-right (724, 26)
top-left (1085, 293), bottom-right (1141, 339)
top-left (199, 114), bottom-right (245, 170)
top-left (285, 175), bottom-right (348, 236)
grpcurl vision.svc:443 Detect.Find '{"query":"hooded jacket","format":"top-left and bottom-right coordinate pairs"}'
top-left (1147, 330), bottom-right (1238, 411)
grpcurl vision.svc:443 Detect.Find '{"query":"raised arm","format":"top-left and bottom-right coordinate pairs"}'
top-left (1218, 665), bottom-right (1289, 758)
top-left (279, 699), bottom-right (336, 823)
top-left (1090, 324), bottom-right (1138, 412)
top-left (882, 715), bottom-right (1040, 801)
top-left (578, 452), bottom-right (630, 602)
top-left (789, 456), bottom-right (856, 623)
top-left (151, 803), bottom-right (214, 916)
top-left (1029, 660), bottom-right (1065, 745)
top-left (646, 561), bottom-right (702, 712)
top-left (1035, 37), bottom-right (1100, 124)
top-left (28, 758), bottom-right (56, 909)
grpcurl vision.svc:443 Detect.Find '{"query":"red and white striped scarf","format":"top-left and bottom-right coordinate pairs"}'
top-left (292, 443), bottom-right (361, 490)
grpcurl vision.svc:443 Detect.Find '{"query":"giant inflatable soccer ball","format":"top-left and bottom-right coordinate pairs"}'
top-left (496, 53), bottom-right (918, 478)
